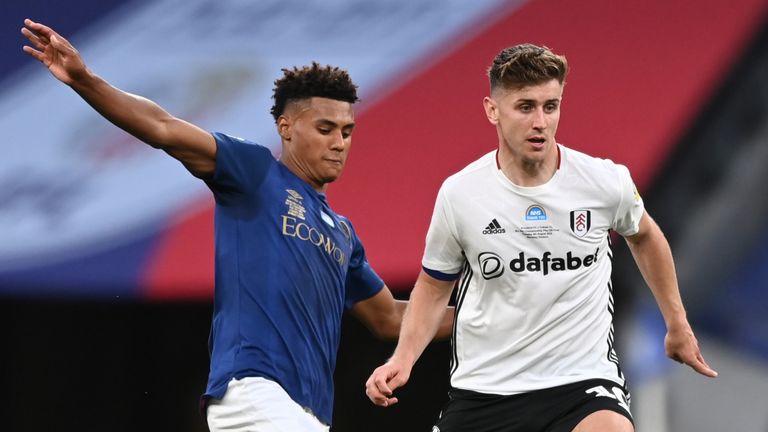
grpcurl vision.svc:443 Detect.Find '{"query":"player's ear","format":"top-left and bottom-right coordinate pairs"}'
top-left (277, 115), bottom-right (291, 141)
top-left (483, 96), bottom-right (499, 125)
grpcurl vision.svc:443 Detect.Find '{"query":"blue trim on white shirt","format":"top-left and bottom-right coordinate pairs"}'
top-left (423, 266), bottom-right (460, 281)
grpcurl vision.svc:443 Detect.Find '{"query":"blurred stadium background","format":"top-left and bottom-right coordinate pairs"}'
top-left (1, 0), bottom-right (766, 431)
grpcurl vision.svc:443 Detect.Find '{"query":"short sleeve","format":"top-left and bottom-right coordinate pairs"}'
top-left (342, 218), bottom-right (385, 309)
top-left (205, 132), bottom-right (274, 202)
top-left (612, 164), bottom-right (645, 236)
top-left (421, 185), bottom-right (464, 280)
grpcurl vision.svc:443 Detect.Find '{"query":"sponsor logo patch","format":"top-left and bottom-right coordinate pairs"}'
top-left (477, 248), bottom-right (600, 276)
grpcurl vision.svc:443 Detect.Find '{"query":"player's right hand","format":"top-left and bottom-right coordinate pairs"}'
top-left (664, 323), bottom-right (718, 378)
top-left (365, 361), bottom-right (412, 407)
top-left (21, 19), bottom-right (88, 86)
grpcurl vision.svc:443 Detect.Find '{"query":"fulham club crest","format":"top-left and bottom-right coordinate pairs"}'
top-left (570, 210), bottom-right (592, 238)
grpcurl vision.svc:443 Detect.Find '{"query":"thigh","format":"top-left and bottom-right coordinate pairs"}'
top-left (571, 410), bottom-right (634, 432)
top-left (207, 377), bottom-right (329, 432)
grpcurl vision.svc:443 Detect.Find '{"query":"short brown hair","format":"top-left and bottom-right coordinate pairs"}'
top-left (270, 62), bottom-right (359, 122)
top-left (488, 44), bottom-right (568, 92)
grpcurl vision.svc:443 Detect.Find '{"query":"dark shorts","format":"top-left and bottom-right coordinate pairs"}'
top-left (432, 379), bottom-right (633, 432)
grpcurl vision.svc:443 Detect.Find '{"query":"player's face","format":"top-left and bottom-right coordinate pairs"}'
top-left (278, 97), bottom-right (355, 191)
top-left (484, 79), bottom-right (563, 165)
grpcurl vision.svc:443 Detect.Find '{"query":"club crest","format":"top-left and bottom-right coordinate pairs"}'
top-left (569, 210), bottom-right (591, 238)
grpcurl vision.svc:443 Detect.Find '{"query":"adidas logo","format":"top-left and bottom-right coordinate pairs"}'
top-left (482, 218), bottom-right (506, 234)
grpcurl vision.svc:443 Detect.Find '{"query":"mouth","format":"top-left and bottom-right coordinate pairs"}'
top-left (527, 137), bottom-right (547, 148)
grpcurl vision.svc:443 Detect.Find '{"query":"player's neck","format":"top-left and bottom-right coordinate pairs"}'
top-left (278, 155), bottom-right (329, 193)
top-left (496, 145), bottom-right (559, 187)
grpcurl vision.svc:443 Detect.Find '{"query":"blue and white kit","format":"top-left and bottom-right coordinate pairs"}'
top-left (203, 133), bottom-right (384, 425)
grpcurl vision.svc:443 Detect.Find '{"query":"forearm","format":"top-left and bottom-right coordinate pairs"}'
top-left (627, 220), bottom-right (687, 328)
top-left (391, 275), bottom-right (453, 367)
top-left (396, 298), bottom-right (454, 341)
top-left (624, 213), bottom-right (718, 377)
top-left (434, 304), bottom-right (455, 340)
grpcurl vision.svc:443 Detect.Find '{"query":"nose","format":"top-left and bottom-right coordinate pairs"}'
top-left (330, 131), bottom-right (346, 151)
top-left (532, 107), bottom-right (547, 130)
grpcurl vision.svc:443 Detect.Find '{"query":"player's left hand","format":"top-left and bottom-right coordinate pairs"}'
top-left (664, 323), bottom-right (718, 378)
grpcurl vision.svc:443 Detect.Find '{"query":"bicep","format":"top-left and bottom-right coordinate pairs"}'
top-left (414, 270), bottom-right (456, 302)
top-left (162, 118), bottom-right (217, 178)
top-left (624, 211), bottom-right (671, 259)
top-left (624, 210), bottom-right (653, 246)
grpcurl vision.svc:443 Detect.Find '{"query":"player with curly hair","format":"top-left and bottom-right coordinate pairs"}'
top-left (22, 18), bottom-right (452, 432)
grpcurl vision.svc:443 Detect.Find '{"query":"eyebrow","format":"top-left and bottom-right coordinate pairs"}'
top-left (315, 118), bottom-right (356, 129)
top-left (516, 98), bottom-right (561, 104)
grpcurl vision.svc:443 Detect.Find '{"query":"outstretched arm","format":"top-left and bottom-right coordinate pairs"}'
top-left (21, 19), bottom-right (216, 178)
top-left (625, 211), bottom-right (717, 378)
top-left (350, 284), bottom-right (454, 341)
top-left (365, 271), bottom-right (455, 407)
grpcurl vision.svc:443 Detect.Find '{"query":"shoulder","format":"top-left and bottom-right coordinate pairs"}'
top-left (207, 132), bottom-right (276, 191)
top-left (560, 144), bottom-right (631, 183)
top-left (559, 144), bottom-right (637, 208)
top-left (212, 132), bottom-right (272, 156)
top-left (440, 150), bottom-right (496, 194)
top-left (560, 144), bottom-right (621, 171)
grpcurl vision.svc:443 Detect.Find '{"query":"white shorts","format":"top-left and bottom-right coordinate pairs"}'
top-left (206, 377), bottom-right (330, 432)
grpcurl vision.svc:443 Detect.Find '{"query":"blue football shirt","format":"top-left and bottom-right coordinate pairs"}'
top-left (203, 133), bottom-right (384, 424)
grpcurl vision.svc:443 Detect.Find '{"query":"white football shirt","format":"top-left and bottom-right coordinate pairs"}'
top-left (422, 144), bottom-right (644, 394)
